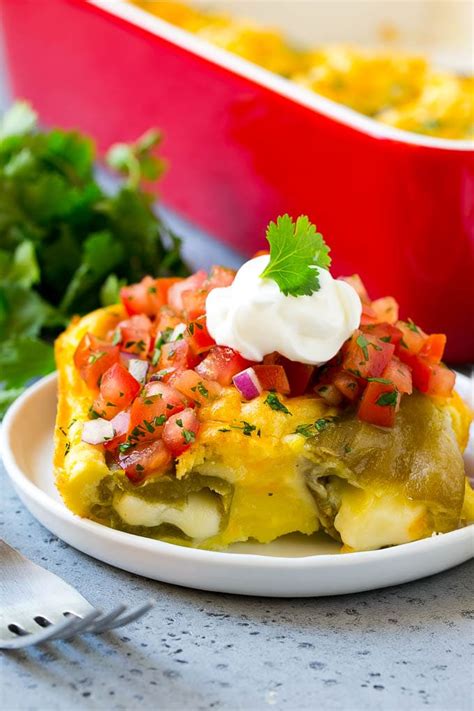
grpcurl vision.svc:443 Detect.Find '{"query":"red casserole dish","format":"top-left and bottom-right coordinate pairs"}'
top-left (1, 0), bottom-right (473, 361)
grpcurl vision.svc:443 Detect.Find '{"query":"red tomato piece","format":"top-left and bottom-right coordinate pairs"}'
top-left (163, 408), bottom-right (200, 457)
top-left (396, 320), bottom-right (428, 355)
top-left (99, 363), bottom-right (140, 407)
top-left (370, 296), bottom-right (399, 324)
top-left (361, 322), bottom-right (403, 346)
top-left (195, 346), bottom-right (253, 386)
top-left (158, 339), bottom-right (198, 373)
top-left (181, 288), bottom-right (209, 321)
top-left (91, 394), bottom-right (121, 421)
top-left (186, 316), bottom-right (215, 355)
top-left (278, 359), bottom-right (314, 396)
top-left (167, 271), bottom-right (207, 313)
top-left (360, 303), bottom-right (378, 326)
top-left (381, 357), bottom-right (413, 395)
top-left (419, 334), bottom-right (447, 364)
top-left (205, 265), bottom-right (236, 289)
top-left (332, 369), bottom-right (361, 401)
top-left (155, 306), bottom-right (181, 334)
top-left (342, 330), bottom-right (395, 379)
top-left (118, 314), bottom-right (153, 357)
top-left (402, 354), bottom-right (455, 397)
top-left (128, 381), bottom-right (187, 443)
top-left (171, 369), bottom-right (221, 405)
top-left (358, 382), bottom-right (400, 428)
top-left (73, 333), bottom-right (120, 390)
top-left (119, 439), bottom-right (172, 482)
top-left (253, 365), bottom-right (290, 395)
top-left (339, 274), bottom-right (370, 303)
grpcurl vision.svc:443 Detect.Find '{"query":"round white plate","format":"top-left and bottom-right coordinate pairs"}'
top-left (2, 372), bottom-right (473, 597)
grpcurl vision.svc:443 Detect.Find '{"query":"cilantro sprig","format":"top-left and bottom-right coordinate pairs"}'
top-left (260, 214), bottom-right (331, 297)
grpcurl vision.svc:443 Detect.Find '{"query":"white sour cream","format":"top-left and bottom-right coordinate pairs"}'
top-left (206, 255), bottom-right (361, 365)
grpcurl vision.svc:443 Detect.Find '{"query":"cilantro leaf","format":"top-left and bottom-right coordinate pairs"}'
top-left (0, 337), bottom-right (55, 395)
top-left (260, 214), bottom-right (331, 296)
top-left (264, 392), bottom-right (292, 415)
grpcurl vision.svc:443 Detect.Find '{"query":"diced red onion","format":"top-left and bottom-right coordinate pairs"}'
top-left (119, 351), bottom-right (135, 367)
top-left (81, 418), bottom-right (115, 445)
top-left (110, 410), bottom-right (130, 437)
top-left (170, 323), bottom-right (187, 341)
top-left (233, 367), bottom-right (262, 400)
top-left (149, 368), bottom-right (176, 382)
top-left (315, 383), bottom-right (343, 406)
top-left (129, 358), bottom-right (149, 384)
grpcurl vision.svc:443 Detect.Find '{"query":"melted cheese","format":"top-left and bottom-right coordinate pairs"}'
top-left (335, 485), bottom-right (428, 551)
top-left (114, 491), bottom-right (221, 540)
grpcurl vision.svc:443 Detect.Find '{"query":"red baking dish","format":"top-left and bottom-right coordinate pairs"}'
top-left (1, 0), bottom-right (473, 361)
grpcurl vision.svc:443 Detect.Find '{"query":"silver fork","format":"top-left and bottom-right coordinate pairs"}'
top-left (0, 540), bottom-right (154, 649)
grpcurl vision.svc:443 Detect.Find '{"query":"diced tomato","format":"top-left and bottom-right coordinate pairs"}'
top-left (163, 408), bottom-right (200, 457)
top-left (182, 288), bottom-right (208, 321)
top-left (358, 381), bottom-right (400, 428)
top-left (128, 381), bottom-right (187, 443)
top-left (396, 320), bottom-right (428, 355)
top-left (370, 297), bottom-right (399, 324)
top-left (73, 333), bottom-right (120, 390)
top-left (167, 271), bottom-right (207, 313)
top-left (158, 339), bottom-right (198, 373)
top-left (339, 274), bottom-right (370, 303)
top-left (171, 369), bottom-right (221, 405)
top-left (315, 382), bottom-right (343, 405)
top-left (332, 369), bottom-right (361, 401)
top-left (120, 276), bottom-right (180, 317)
top-left (278, 359), bottom-right (314, 396)
top-left (99, 363), bottom-right (141, 408)
top-left (402, 353), bottom-right (455, 397)
top-left (381, 357), bottom-right (412, 395)
top-left (253, 365), bottom-right (290, 395)
top-left (155, 306), bottom-right (181, 334)
top-left (342, 330), bottom-right (395, 379)
top-left (186, 316), bottom-right (215, 355)
top-left (361, 322), bottom-right (403, 346)
top-left (205, 265), bottom-right (235, 289)
top-left (118, 314), bottom-right (153, 357)
top-left (119, 439), bottom-right (172, 482)
top-left (91, 394), bottom-right (121, 421)
top-left (419, 334), bottom-right (446, 364)
top-left (360, 302), bottom-right (378, 326)
top-left (195, 346), bottom-right (253, 386)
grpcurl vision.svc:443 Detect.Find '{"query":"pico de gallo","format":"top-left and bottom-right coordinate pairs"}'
top-left (74, 266), bottom-right (455, 482)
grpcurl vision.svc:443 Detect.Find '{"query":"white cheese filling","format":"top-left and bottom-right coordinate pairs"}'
top-left (113, 491), bottom-right (221, 540)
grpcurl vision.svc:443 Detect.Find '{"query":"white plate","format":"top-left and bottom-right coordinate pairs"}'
top-left (2, 372), bottom-right (473, 597)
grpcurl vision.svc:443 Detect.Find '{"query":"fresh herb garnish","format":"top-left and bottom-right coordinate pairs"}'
top-left (356, 334), bottom-right (369, 360)
top-left (259, 214), bottom-right (331, 296)
top-left (293, 416), bottom-right (339, 437)
top-left (0, 101), bottom-right (188, 416)
top-left (264, 392), bottom-right (292, 415)
top-left (231, 421), bottom-right (257, 436)
top-left (367, 377), bottom-right (391, 384)
top-left (376, 391), bottom-right (398, 407)
top-left (406, 318), bottom-right (420, 333)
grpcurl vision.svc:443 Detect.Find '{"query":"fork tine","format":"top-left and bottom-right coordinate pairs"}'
top-left (91, 600), bottom-right (154, 633)
top-left (0, 615), bottom-right (83, 650)
top-left (47, 610), bottom-right (102, 641)
top-left (88, 604), bottom-right (127, 634)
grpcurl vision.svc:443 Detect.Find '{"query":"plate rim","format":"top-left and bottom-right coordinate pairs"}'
top-left (1, 371), bottom-right (473, 573)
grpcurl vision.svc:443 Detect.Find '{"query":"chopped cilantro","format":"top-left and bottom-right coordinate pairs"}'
top-left (88, 351), bottom-right (105, 365)
top-left (367, 377), bottom-right (391, 384)
top-left (135, 464), bottom-right (144, 472)
top-left (231, 421), bottom-right (257, 436)
top-left (264, 392), bottom-right (292, 415)
top-left (356, 334), bottom-right (369, 360)
top-left (182, 428), bottom-right (196, 444)
top-left (112, 330), bottom-right (122, 346)
top-left (259, 214), bottom-right (331, 297)
top-left (406, 318), bottom-right (420, 333)
top-left (376, 391), bottom-right (398, 407)
top-left (294, 423), bottom-right (314, 438)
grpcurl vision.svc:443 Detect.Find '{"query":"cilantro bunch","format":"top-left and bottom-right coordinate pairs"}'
top-left (0, 102), bottom-right (188, 415)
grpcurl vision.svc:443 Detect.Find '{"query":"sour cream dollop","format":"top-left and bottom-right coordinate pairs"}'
top-left (206, 255), bottom-right (361, 365)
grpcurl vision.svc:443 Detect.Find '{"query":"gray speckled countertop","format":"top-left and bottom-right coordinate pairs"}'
top-left (1, 464), bottom-right (474, 711)
top-left (1, 40), bottom-right (474, 711)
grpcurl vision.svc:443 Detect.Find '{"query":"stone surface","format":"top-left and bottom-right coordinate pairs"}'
top-left (1, 464), bottom-right (473, 711)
